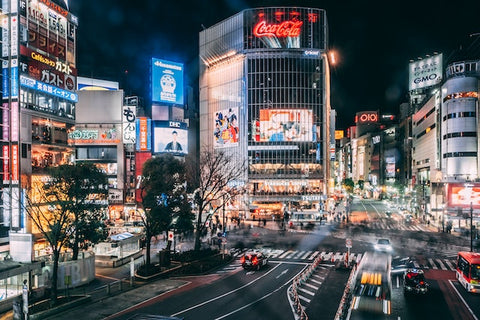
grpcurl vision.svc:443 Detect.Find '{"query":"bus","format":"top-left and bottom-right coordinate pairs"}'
top-left (349, 251), bottom-right (392, 318)
top-left (456, 251), bottom-right (480, 293)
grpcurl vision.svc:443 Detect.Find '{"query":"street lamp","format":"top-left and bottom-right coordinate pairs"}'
top-left (470, 202), bottom-right (474, 252)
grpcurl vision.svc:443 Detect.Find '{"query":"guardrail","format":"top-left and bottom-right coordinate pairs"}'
top-left (334, 262), bottom-right (358, 320)
top-left (288, 252), bottom-right (326, 320)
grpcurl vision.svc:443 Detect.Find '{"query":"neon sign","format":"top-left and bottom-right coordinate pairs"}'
top-left (253, 20), bottom-right (303, 38)
top-left (355, 112), bottom-right (378, 123)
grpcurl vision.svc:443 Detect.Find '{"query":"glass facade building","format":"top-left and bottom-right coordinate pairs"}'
top-left (200, 7), bottom-right (331, 218)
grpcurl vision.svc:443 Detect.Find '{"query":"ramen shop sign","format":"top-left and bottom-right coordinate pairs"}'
top-left (253, 20), bottom-right (303, 38)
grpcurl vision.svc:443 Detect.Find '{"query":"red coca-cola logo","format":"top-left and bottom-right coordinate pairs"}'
top-left (253, 20), bottom-right (303, 38)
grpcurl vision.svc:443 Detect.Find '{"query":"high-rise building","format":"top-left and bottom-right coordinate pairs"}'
top-left (199, 7), bottom-right (331, 219)
top-left (1, 0), bottom-right (78, 262)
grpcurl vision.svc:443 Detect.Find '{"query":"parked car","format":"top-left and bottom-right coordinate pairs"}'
top-left (403, 268), bottom-right (429, 295)
top-left (240, 251), bottom-right (268, 271)
top-left (374, 238), bottom-right (393, 253)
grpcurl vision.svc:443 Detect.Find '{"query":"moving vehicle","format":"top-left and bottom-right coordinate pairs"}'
top-left (350, 251), bottom-right (392, 316)
top-left (403, 268), bottom-right (429, 295)
top-left (374, 238), bottom-right (393, 253)
top-left (240, 251), bottom-right (268, 270)
top-left (456, 251), bottom-right (480, 293)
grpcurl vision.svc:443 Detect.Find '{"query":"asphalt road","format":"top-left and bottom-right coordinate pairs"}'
top-left (109, 262), bottom-right (307, 320)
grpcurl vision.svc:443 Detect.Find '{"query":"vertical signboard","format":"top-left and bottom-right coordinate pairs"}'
top-left (123, 105), bottom-right (136, 144)
top-left (136, 117), bottom-right (151, 151)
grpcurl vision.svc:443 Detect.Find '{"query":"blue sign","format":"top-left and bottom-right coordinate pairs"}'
top-left (11, 66), bottom-right (18, 98)
top-left (151, 58), bottom-right (184, 105)
top-left (2, 67), bottom-right (8, 98)
top-left (20, 76), bottom-right (78, 102)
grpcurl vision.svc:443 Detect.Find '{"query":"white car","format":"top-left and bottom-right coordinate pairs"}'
top-left (374, 238), bottom-right (393, 252)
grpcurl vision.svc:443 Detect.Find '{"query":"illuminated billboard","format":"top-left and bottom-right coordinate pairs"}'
top-left (153, 121), bottom-right (188, 154)
top-left (214, 107), bottom-right (239, 148)
top-left (256, 109), bottom-right (313, 142)
top-left (355, 111), bottom-right (378, 124)
top-left (448, 183), bottom-right (480, 209)
top-left (151, 58), bottom-right (184, 105)
top-left (408, 53), bottom-right (443, 91)
top-left (244, 8), bottom-right (326, 50)
top-left (136, 117), bottom-right (152, 151)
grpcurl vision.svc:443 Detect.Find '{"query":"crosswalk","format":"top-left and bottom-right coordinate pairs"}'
top-left (367, 221), bottom-right (432, 232)
top-left (227, 248), bottom-right (458, 272)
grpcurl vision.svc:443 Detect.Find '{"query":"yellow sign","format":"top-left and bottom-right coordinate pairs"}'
top-left (335, 130), bottom-right (344, 140)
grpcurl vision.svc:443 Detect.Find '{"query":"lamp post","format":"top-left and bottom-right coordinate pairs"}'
top-left (470, 202), bottom-right (474, 252)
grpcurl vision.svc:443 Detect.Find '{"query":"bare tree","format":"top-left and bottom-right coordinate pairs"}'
top-left (186, 148), bottom-right (246, 251)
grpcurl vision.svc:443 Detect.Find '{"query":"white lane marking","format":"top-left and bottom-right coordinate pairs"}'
top-left (308, 251), bottom-right (320, 260)
top-left (279, 250), bottom-right (294, 259)
top-left (299, 295), bottom-right (311, 303)
top-left (428, 258), bottom-right (437, 269)
top-left (436, 259), bottom-right (447, 270)
top-left (444, 259), bottom-right (455, 271)
top-left (449, 280), bottom-right (479, 320)
top-left (211, 265), bottom-right (309, 320)
top-left (304, 282), bottom-right (319, 291)
top-left (301, 251), bottom-right (313, 260)
top-left (276, 269), bottom-right (289, 279)
top-left (298, 286), bottom-right (315, 296)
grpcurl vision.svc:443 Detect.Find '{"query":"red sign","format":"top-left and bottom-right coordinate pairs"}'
top-left (355, 112), bottom-right (378, 124)
top-left (253, 20), bottom-right (303, 38)
top-left (447, 183), bottom-right (480, 209)
top-left (3, 146), bottom-right (9, 182)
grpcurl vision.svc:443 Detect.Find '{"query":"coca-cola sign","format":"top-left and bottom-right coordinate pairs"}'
top-left (253, 20), bottom-right (303, 38)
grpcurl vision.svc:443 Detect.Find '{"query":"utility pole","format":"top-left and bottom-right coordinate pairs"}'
top-left (471, 202), bottom-right (474, 252)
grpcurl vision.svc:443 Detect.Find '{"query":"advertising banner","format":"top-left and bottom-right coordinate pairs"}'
top-left (214, 107), bottom-right (239, 148)
top-left (20, 45), bottom-right (76, 91)
top-left (448, 183), bottom-right (480, 209)
top-left (151, 58), bottom-right (184, 105)
top-left (153, 121), bottom-right (188, 154)
top-left (20, 75), bottom-right (78, 102)
top-left (409, 53), bottom-right (443, 91)
top-left (244, 8), bottom-right (326, 50)
top-left (136, 117), bottom-right (151, 151)
top-left (122, 105), bottom-right (136, 144)
top-left (257, 109), bottom-right (313, 142)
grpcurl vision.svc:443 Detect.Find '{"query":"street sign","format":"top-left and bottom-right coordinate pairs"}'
top-left (346, 238), bottom-right (352, 248)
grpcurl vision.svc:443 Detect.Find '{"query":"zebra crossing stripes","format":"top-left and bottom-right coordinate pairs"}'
top-left (368, 221), bottom-right (430, 232)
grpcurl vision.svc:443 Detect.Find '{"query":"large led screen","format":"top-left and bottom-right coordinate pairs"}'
top-left (214, 107), bottom-right (239, 148)
top-left (448, 183), bottom-right (480, 209)
top-left (151, 58), bottom-right (184, 105)
top-left (153, 122), bottom-right (188, 154)
top-left (257, 109), bottom-right (313, 142)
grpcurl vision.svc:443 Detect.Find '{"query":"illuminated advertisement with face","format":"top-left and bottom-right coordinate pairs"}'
top-left (257, 109), bottom-right (313, 142)
top-left (151, 58), bottom-right (184, 105)
top-left (448, 183), bottom-right (480, 209)
top-left (153, 121), bottom-right (188, 154)
top-left (214, 107), bottom-right (239, 148)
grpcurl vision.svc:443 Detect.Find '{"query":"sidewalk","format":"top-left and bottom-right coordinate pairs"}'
top-left (46, 278), bottom-right (189, 320)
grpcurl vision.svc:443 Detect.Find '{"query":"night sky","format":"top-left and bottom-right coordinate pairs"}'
top-left (68, 0), bottom-right (480, 129)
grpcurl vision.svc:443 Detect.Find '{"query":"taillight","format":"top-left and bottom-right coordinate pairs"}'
top-left (240, 256), bottom-right (245, 264)
top-left (420, 281), bottom-right (425, 285)
top-left (252, 256), bottom-right (258, 265)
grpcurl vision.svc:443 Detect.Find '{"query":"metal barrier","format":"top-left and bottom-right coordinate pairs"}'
top-left (334, 263), bottom-right (357, 320)
top-left (288, 253), bottom-right (326, 320)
